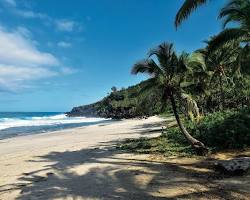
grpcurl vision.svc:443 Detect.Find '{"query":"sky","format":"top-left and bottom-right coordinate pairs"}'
top-left (0, 0), bottom-right (227, 112)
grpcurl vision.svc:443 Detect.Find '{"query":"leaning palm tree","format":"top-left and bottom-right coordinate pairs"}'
top-left (131, 42), bottom-right (208, 155)
top-left (175, 0), bottom-right (208, 28)
top-left (208, 0), bottom-right (250, 50)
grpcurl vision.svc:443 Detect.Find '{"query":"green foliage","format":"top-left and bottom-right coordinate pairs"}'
top-left (119, 108), bottom-right (250, 157)
top-left (209, 0), bottom-right (250, 50)
top-left (94, 80), bottom-right (166, 118)
top-left (118, 0), bottom-right (250, 153)
top-left (118, 136), bottom-right (195, 157)
top-left (166, 108), bottom-right (250, 150)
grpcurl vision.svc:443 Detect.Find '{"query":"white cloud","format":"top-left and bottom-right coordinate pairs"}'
top-left (14, 10), bottom-right (80, 32)
top-left (14, 10), bottom-right (49, 20)
top-left (0, 64), bottom-right (57, 80)
top-left (60, 67), bottom-right (76, 74)
top-left (0, 64), bottom-right (57, 91)
top-left (3, 0), bottom-right (16, 7)
top-left (0, 26), bottom-right (69, 92)
top-left (0, 26), bottom-right (58, 67)
top-left (3, 0), bottom-right (82, 33)
top-left (4, 2), bottom-right (81, 33)
top-left (55, 19), bottom-right (75, 32)
top-left (16, 26), bottom-right (32, 37)
top-left (57, 41), bottom-right (72, 48)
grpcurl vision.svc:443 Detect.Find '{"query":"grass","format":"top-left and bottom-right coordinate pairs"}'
top-left (117, 135), bottom-right (196, 157)
top-left (118, 108), bottom-right (250, 157)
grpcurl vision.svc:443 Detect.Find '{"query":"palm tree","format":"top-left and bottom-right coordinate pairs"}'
top-left (208, 0), bottom-right (250, 50)
top-left (175, 0), bottom-right (250, 47)
top-left (197, 40), bottom-right (240, 109)
top-left (175, 0), bottom-right (208, 28)
top-left (131, 42), bottom-right (208, 155)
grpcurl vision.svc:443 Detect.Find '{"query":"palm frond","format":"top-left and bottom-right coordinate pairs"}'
top-left (188, 52), bottom-right (206, 71)
top-left (219, 0), bottom-right (250, 28)
top-left (148, 42), bottom-right (178, 77)
top-left (175, 0), bottom-right (207, 28)
top-left (207, 28), bottom-right (248, 52)
top-left (131, 59), bottom-right (163, 77)
top-left (179, 93), bottom-right (201, 121)
top-left (220, 8), bottom-right (246, 28)
top-left (148, 42), bottom-right (174, 59)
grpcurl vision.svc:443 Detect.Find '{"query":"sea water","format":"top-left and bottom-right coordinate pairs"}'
top-left (0, 112), bottom-right (108, 140)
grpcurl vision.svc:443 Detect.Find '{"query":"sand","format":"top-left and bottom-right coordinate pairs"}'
top-left (0, 116), bottom-right (249, 200)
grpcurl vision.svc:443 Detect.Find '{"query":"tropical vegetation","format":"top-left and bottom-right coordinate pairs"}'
top-left (125, 0), bottom-right (250, 155)
top-left (70, 0), bottom-right (250, 155)
top-left (131, 42), bottom-right (208, 154)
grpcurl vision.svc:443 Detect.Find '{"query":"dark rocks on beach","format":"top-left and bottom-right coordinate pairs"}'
top-left (214, 157), bottom-right (250, 176)
top-left (66, 103), bottom-right (100, 118)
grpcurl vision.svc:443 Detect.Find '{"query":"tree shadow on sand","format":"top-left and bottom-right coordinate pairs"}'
top-left (3, 141), bottom-right (250, 200)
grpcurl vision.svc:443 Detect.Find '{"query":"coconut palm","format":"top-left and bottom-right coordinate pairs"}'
top-left (175, 0), bottom-right (250, 48)
top-left (131, 42), bottom-right (208, 155)
top-left (175, 0), bottom-right (208, 28)
top-left (197, 40), bottom-right (240, 109)
top-left (208, 0), bottom-right (250, 50)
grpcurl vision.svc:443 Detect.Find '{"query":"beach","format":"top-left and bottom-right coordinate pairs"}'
top-left (0, 116), bottom-right (249, 200)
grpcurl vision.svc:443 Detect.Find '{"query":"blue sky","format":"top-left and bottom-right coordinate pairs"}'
top-left (0, 0), bottom-right (227, 112)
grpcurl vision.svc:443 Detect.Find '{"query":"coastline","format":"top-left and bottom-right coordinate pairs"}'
top-left (0, 112), bottom-right (110, 140)
top-left (1, 116), bottom-right (249, 200)
top-left (0, 116), bottom-right (166, 199)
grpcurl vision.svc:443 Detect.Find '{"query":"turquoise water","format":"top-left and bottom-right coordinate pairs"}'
top-left (0, 112), bottom-right (108, 140)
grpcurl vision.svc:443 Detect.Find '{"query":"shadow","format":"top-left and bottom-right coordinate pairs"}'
top-left (112, 118), bottom-right (176, 137)
top-left (132, 117), bottom-right (175, 130)
top-left (107, 122), bottom-right (168, 138)
top-left (2, 141), bottom-right (249, 200)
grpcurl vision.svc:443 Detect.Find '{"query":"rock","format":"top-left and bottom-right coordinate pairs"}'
top-left (66, 103), bottom-right (99, 117)
top-left (214, 157), bottom-right (250, 176)
top-left (46, 172), bottom-right (54, 176)
top-left (33, 175), bottom-right (47, 182)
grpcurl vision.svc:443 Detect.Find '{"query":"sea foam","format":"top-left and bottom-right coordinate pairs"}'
top-left (0, 114), bottom-right (107, 130)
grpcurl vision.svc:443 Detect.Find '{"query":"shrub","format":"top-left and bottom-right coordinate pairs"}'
top-left (165, 108), bottom-right (250, 150)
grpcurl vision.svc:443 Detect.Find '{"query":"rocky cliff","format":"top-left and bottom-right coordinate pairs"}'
top-left (66, 103), bottom-right (100, 117)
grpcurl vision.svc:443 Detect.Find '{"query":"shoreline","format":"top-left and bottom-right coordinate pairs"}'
top-left (0, 111), bottom-right (113, 141)
top-left (0, 118), bottom-right (115, 141)
top-left (1, 115), bottom-right (249, 200)
top-left (0, 116), bottom-right (166, 199)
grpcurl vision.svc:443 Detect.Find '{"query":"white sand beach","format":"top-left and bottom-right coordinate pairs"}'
top-left (0, 116), bottom-right (249, 200)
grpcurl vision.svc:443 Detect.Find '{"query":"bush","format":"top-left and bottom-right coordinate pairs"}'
top-left (165, 108), bottom-right (250, 150)
top-left (119, 108), bottom-right (250, 157)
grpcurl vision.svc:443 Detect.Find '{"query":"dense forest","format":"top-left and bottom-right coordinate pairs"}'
top-left (69, 0), bottom-right (250, 155)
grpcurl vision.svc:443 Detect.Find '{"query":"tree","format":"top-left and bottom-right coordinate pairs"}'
top-left (111, 86), bottom-right (117, 93)
top-left (131, 42), bottom-right (208, 155)
top-left (197, 40), bottom-right (240, 110)
top-left (175, 0), bottom-right (250, 48)
top-left (175, 0), bottom-right (208, 28)
top-left (208, 0), bottom-right (250, 50)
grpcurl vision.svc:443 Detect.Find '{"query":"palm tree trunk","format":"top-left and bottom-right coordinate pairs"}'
top-left (169, 93), bottom-right (208, 155)
top-left (219, 75), bottom-right (224, 110)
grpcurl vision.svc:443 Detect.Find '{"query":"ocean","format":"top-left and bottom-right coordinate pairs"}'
top-left (0, 112), bottom-right (109, 140)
